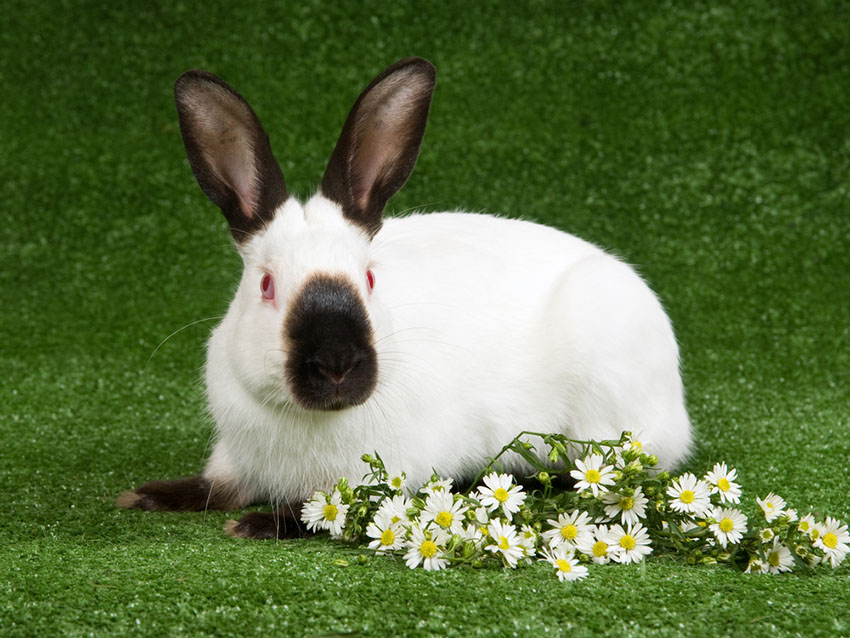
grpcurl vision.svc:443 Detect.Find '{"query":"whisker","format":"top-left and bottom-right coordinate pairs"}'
top-left (144, 315), bottom-right (224, 372)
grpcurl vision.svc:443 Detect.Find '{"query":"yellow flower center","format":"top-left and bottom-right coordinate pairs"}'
top-left (391, 515), bottom-right (401, 525)
top-left (619, 496), bottom-right (635, 511)
top-left (811, 528), bottom-right (820, 541)
top-left (420, 540), bottom-right (437, 558)
top-left (498, 536), bottom-right (510, 551)
top-left (555, 559), bottom-right (572, 573)
top-left (679, 490), bottom-right (695, 504)
top-left (391, 477), bottom-right (403, 489)
top-left (323, 504), bottom-right (338, 522)
top-left (719, 518), bottom-right (734, 533)
top-left (823, 532), bottom-right (838, 549)
top-left (585, 469), bottom-right (601, 484)
top-left (435, 511), bottom-right (453, 528)
top-left (799, 520), bottom-right (810, 532)
top-left (493, 488), bottom-right (509, 503)
top-left (592, 541), bottom-right (608, 557)
top-left (560, 524), bottom-right (578, 540)
top-left (380, 528), bottom-right (395, 546)
top-left (765, 502), bottom-right (775, 512)
top-left (717, 478), bottom-right (730, 492)
top-left (619, 534), bottom-right (636, 551)
top-left (768, 550), bottom-right (780, 567)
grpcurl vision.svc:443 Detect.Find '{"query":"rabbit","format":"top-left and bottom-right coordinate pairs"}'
top-left (117, 57), bottom-right (691, 539)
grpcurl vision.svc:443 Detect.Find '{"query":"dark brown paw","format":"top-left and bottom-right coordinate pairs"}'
top-left (116, 476), bottom-right (237, 512)
top-left (226, 508), bottom-right (307, 540)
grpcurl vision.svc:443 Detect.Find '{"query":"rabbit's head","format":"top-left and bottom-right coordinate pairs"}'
top-left (174, 58), bottom-right (435, 411)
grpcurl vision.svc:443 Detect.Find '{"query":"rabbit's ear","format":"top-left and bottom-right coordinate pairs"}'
top-left (174, 71), bottom-right (287, 243)
top-left (321, 58), bottom-right (436, 238)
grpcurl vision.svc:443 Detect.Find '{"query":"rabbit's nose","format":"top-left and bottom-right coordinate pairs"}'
top-left (314, 361), bottom-right (355, 385)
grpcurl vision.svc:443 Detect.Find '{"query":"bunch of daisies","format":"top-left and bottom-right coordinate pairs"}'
top-left (301, 431), bottom-right (849, 581)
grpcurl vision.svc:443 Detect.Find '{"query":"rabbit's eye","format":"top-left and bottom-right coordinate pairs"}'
top-left (261, 273), bottom-right (275, 301)
top-left (366, 269), bottom-right (375, 292)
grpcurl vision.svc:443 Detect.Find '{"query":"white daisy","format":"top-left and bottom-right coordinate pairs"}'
top-left (756, 492), bottom-right (786, 523)
top-left (703, 462), bottom-right (742, 504)
top-left (764, 538), bottom-right (794, 574)
top-left (542, 510), bottom-right (594, 551)
top-left (606, 522), bottom-right (653, 564)
top-left (477, 472), bottom-right (526, 519)
top-left (538, 545), bottom-right (588, 582)
top-left (365, 512), bottom-right (405, 554)
top-left (666, 473), bottom-right (711, 517)
top-left (813, 516), bottom-right (850, 568)
top-left (461, 522), bottom-right (484, 546)
top-left (602, 486), bottom-right (648, 526)
top-left (419, 490), bottom-right (468, 535)
top-left (404, 523), bottom-right (450, 571)
top-left (375, 494), bottom-right (413, 527)
top-left (421, 477), bottom-right (453, 497)
top-left (518, 524), bottom-right (538, 559)
top-left (570, 454), bottom-right (616, 497)
top-left (745, 556), bottom-right (766, 574)
top-left (758, 528), bottom-right (775, 543)
top-left (708, 507), bottom-right (748, 548)
top-left (387, 470), bottom-right (407, 494)
top-left (485, 519), bottom-right (525, 568)
top-left (576, 525), bottom-right (614, 565)
top-left (300, 489), bottom-right (349, 538)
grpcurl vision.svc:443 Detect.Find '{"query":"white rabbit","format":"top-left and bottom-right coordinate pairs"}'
top-left (117, 57), bottom-right (691, 538)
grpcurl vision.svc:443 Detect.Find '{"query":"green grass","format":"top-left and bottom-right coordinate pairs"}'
top-left (2, 0), bottom-right (849, 635)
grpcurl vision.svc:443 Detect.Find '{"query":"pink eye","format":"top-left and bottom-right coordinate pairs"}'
top-left (366, 269), bottom-right (375, 292)
top-left (261, 273), bottom-right (275, 301)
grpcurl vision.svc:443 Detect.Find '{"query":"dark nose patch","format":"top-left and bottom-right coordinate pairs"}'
top-left (284, 273), bottom-right (378, 410)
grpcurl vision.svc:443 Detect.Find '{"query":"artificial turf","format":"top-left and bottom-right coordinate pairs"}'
top-left (2, 0), bottom-right (849, 636)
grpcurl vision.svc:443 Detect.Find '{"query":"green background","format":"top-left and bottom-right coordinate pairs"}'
top-left (2, 1), bottom-right (848, 635)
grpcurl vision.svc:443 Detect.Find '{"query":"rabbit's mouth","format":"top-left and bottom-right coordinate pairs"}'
top-left (283, 273), bottom-right (378, 411)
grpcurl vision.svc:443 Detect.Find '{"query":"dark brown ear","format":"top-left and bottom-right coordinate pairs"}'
top-left (174, 70), bottom-right (287, 243)
top-left (320, 57), bottom-right (436, 238)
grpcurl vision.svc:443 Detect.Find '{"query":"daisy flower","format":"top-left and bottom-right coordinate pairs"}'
top-left (375, 494), bottom-right (413, 527)
top-left (300, 489), bottom-right (349, 537)
top-left (758, 528), bottom-right (775, 543)
top-left (485, 519), bottom-right (525, 568)
top-left (387, 470), bottom-right (407, 494)
top-left (745, 556), bottom-right (766, 574)
top-left (539, 545), bottom-right (588, 582)
top-left (420, 490), bottom-right (468, 535)
top-left (404, 523), bottom-right (450, 571)
top-left (764, 538), bottom-right (794, 574)
top-left (542, 510), bottom-right (594, 551)
top-left (477, 472), bottom-right (526, 519)
top-left (607, 522), bottom-right (653, 564)
top-left (798, 514), bottom-right (818, 537)
top-left (703, 462), bottom-right (742, 504)
top-left (569, 454), bottom-right (616, 497)
top-left (708, 507), bottom-right (748, 548)
top-left (576, 525), bottom-right (613, 565)
top-left (461, 522), bottom-right (484, 546)
top-left (365, 512), bottom-right (405, 554)
top-left (602, 486), bottom-right (648, 526)
top-left (756, 493), bottom-right (786, 522)
top-left (813, 517), bottom-right (850, 568)
top-left (666, 473), bottom-right (711, 517)
top-left (518, 524), bottom-right (539, 559)
top-left (421, 477), bottom-right (453, 497)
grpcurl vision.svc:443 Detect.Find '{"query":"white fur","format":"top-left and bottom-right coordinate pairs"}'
top-left (203, 195), bottom-right (691, 505)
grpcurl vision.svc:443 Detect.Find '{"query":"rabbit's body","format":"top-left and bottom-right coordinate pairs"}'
top-left (118, 58), bottom-right (691, 538)
top-left (204, 201), bottom-right (689, 504)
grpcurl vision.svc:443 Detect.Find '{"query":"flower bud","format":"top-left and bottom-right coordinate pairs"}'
top-left (645, 454), bottom-right (659, 467)
top-left (361, 454), bottom-right (377, 465)
top-left (538, 471), bottom-right (551, 484)
top-left (357, 554), bottom-right (368, 565)
top-left (548, 449), bottom-right (560, 463)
